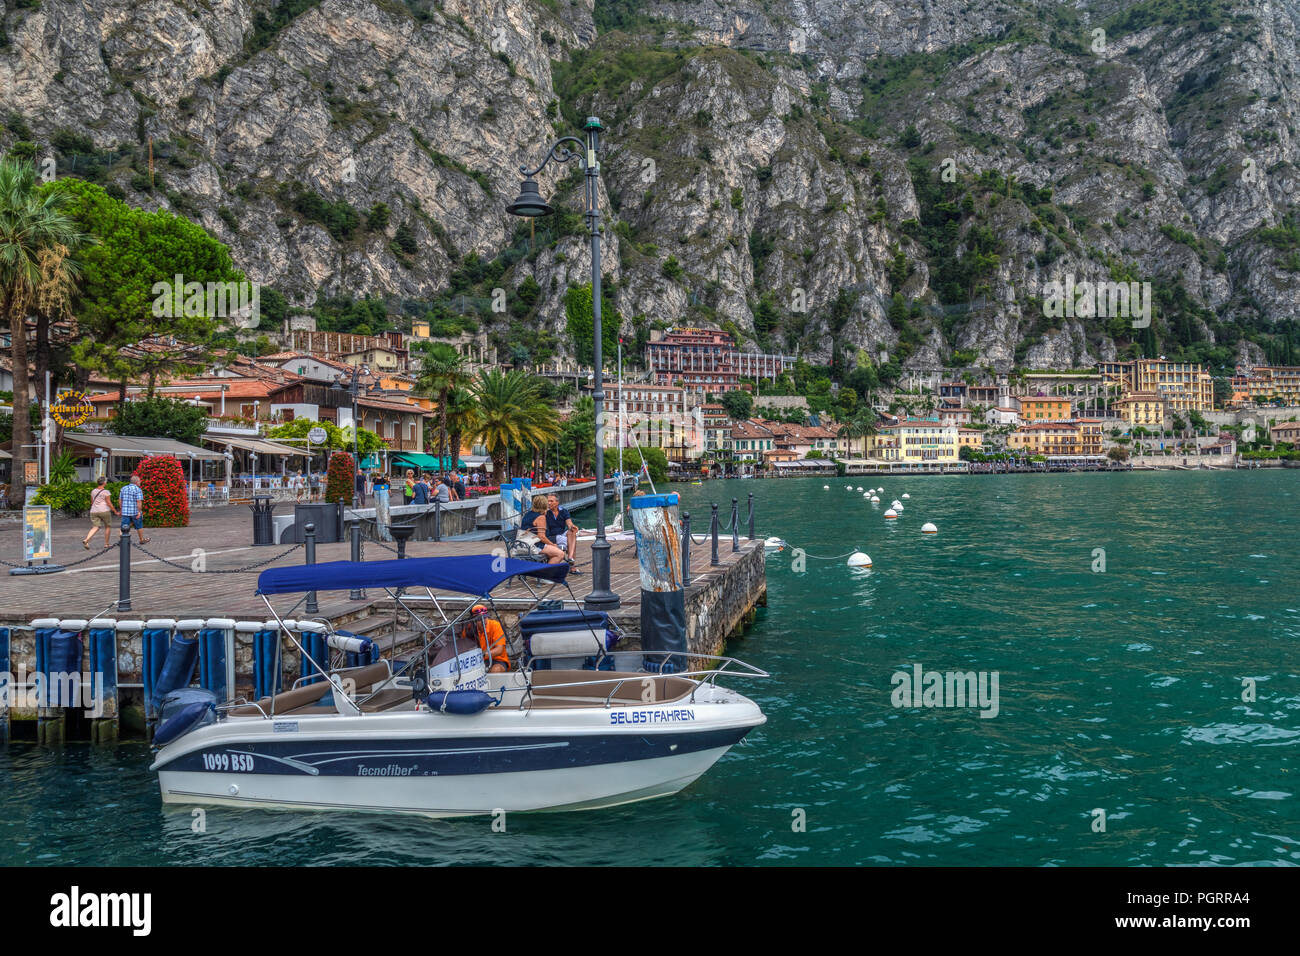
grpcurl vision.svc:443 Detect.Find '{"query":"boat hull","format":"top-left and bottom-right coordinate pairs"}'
top-left (152, 691), bottom-right (765, 818)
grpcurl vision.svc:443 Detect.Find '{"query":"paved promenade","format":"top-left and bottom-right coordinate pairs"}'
top-left (0, 501), bottom-right (756, 623)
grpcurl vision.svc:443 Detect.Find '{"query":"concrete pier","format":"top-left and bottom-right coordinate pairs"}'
top-left (0, 495), bottom-right (766, 743)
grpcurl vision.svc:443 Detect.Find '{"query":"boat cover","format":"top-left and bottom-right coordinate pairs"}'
top-left (256, 555), bottom-right (569, 596)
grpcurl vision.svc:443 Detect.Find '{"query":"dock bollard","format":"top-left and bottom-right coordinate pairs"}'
top-left (349, 522), bottom-right (363, 601)
top-left (304, 522), bottom-right (318, 614)
top-left (681, 512), bottom-right (691, 585)
top-left (710, 503), bottom-right (720, 567)
top-left (747, 493), bottom-right (755, 540)
top-left (118, 528), bottom-right (132, 612)
top-left (731, 497), bottom-right (739, 553)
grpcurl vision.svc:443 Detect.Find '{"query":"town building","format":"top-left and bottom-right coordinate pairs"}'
top-left (1230, 366), bottom-right (1300, 407)
top-left (646, 327), bottom-right (790, 395)
top-left (1112, 391), bottom-right (1168, 427)
top-left (1016, 396), bottom-right (1074, 422)
top-left (1270, 421), bottom-right (1300, 444)
top-left (878, 419), bottom-right (959, 463)
top-left (1098, 359), bottom-right (1213, 412)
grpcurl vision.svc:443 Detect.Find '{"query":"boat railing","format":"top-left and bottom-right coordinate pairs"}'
top-left (516, 651), bottom-right (769, 710)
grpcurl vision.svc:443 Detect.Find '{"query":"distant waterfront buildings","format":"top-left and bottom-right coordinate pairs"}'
top-left (646, 327), bottom-right (790, 394)
top-left (1097, 359), bottom-right (1213, 413)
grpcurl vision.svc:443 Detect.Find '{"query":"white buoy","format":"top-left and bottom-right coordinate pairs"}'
top-left (891, 500), bottom-right (904, 510)
top-left (884, 508), bottom-right (898, 519)
top-left (870, 496), bottom-right (880, 503)
top-left (846, 485), bottom-right (853, 491)
top-left (856, 486), bottom-right (863, 492)
top-left (921, 522), bottom-right (938, 534)
top-left (764, 536), bottom-right (784, 551)
top-left (847, 551), bottom-right (872, 568)
top-left (902, 493), bottom-right (910, 499)
top-left (823, 485), bottom-right (829, 489)
top-left (863, 492), bottom-right (871, 498)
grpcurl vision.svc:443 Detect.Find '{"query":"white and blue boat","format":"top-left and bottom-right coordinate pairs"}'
top-left (149, 556), bottom-right (767, 817)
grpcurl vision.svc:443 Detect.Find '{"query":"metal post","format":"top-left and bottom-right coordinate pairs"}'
top-left (710, 503), bottom-right (720, 567)
top-left (304, 522), bottom-right (318, 614)
top-left (349, 522), bottom-right (363, 601)
top-left (118, 528), bottom-right (131, 612)
top-left (337, 497), bottom-right (345, 542)
top-left (585, 118), bottom-right (618, 612)
top-left (434, 498), bottom-right (441, 542)
top-left (681, 511), bottom-right (691, 585)
top-left (747, 493), bottom-right (755, 540)
top-left (731, 497), bottom-right (739, 552)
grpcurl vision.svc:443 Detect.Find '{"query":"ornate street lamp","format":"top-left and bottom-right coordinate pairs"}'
top-left (332, 364), bottom-right (376, 507)
top-left (507, 117), bottom-right (619, 611)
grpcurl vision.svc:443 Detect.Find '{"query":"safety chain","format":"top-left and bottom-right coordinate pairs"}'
top-left (132, 541), bottom-right (304, 573)
top-left (0, 544), bottom-right (114, 569)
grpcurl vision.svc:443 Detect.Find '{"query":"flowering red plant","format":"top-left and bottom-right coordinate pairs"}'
top-left (136, 455), bottom-right (190, 527)
top-left (325, 451), bottom-right (355, 506)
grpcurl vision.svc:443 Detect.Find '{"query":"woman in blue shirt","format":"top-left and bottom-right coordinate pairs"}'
top-left (520, 494), bottom-right (564, 564)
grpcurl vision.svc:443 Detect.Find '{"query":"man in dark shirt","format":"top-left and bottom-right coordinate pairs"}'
top-left (450, 470), bottom-right (467, 501)
top-left (545, 493), bottom-right (579, 565)
top-left (412, 473), bottom-right (430, 505)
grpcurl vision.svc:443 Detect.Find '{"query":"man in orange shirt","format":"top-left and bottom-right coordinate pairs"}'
top-left (467, 604), bottom-right (508, 672)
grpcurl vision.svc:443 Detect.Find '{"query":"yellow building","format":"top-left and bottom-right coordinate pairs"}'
top-left (1008, 422), bottom-right (1081, 456)
top-left (1078, 419), bottom-right (1104, 456)
top-left (1232, 366), bottom-right (1300, 406)
top-left (879, 420), bottom-right (959, 462)
top-left (1113, 392), bottom-right (1168, 427)
top-left (957, 427), bottom-right (984, 453)
top-left (1099, 359), bottom-right (1213, 412)
top-left (1017, 397), bottom-right (1073, 422)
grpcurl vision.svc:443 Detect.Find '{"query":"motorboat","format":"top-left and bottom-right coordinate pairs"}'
top-left (149, 556), bottom-right (768, 818)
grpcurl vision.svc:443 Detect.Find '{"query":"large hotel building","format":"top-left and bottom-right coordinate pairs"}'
top-left (646, 328), bottom-right (791, 394)
top-left (1097, 359), bottom-right (1214, 413)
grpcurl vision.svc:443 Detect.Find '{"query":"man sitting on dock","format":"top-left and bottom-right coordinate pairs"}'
top-left (545, 493), bottom-right (579, 566)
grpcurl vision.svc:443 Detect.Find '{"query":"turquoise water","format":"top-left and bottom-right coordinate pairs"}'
top-left (2, 471), bottom-right (1297, 865)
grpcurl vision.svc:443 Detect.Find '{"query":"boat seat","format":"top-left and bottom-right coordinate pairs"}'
top-left (334, 660), bottom-right (393, 694)
top-left (359, 688), bottom-right (414, 712)
top-left (228, 680), bottom-right (332, 717)
top-left (527, 670), bottom-right (696, 705)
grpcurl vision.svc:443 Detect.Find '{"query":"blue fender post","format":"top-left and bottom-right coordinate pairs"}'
top-left (630, 493), bottom-right (687, 674)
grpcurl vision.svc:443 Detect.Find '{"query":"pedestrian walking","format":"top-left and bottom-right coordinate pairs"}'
top-left (308, 470), bottom-right (320, 501)
top-left (291, 470), bottom-right (304, 501)
top-left (118, 474), bottom-right (149, 545)
top-left (82, 476), bottom-right (119, 549)
top-left (355, 469), bottom-right (366, 506)
top-left (412, 473), bottom-right (430, 505)
top-left (403, 469), bottom-right (416, 505)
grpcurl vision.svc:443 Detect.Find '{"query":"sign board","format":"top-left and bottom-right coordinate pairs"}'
top-left (51, 390), bottom-right (94, 428)
top-left (22, 460), bottom-right (39, 485)
top-left (307, 426), bottom-right (327, 445)
top-left (24, 505), bottom-right (52, 562)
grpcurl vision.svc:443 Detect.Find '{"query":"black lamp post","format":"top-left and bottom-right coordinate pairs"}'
top-left (507, 117), bottom-right (619, 611)
top-left (332, 364), bottom-right (374, 508)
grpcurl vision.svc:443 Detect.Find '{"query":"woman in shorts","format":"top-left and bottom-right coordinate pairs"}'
top-left (82, 476), bottom-right (119, 549)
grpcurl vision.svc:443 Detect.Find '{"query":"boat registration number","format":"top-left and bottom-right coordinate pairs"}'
top-left (201, 752), bottom-right (255, 772)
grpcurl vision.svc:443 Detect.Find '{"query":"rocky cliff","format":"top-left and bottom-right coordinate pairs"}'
top-left (3, 0), bottom-right (1298, 375)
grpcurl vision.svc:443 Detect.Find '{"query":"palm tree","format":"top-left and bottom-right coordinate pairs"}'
top-left (416, 343), bottom-right (465, 471)
top-left (838, 410), bottom-right (878, 458)
top-left (0, 159), bottom-right (87, 501)
top-left (469, 368), bottom-right (558, 481)
top-left (443, 385), bottom-right (478, 473)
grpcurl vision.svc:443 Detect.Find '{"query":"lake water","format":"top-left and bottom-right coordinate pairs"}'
top-left (2, 471), bottom-right (1296, 865)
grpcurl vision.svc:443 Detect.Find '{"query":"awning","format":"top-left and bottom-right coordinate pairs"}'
top-left (63, 432), bottom-right (225, 460)
top-left (392, 452), bottom-right (464, 470)
top-left (257, 555), bottom-right (568, 596)
top-left (202, 435), bottom-right (311, 457)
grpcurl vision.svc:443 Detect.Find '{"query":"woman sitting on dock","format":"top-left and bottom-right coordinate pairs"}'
top-left (519, 493), bottom-right (566, 564)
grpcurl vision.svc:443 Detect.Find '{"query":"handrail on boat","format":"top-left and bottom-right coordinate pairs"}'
top-left (514, 651), bottom-right (769, 710)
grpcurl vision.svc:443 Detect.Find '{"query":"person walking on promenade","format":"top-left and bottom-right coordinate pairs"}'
top-left (82, 476), bottom-right (119, 549)
top-left (412, 473), bottom-right (430, 506)
top-left (355, 469), bottom-right (367, 507)
top-left (118, 474), bottom-right (149, 545)
top-left (291, 470), bottom-right (304, 501)
top-left (308, 470), bottom-right (320, 502)
top-left (403, 469), bottom-right (416, 505)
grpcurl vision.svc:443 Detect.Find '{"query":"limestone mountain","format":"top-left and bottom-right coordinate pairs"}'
top-left (3, 0), bottom-right (1299, 380)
